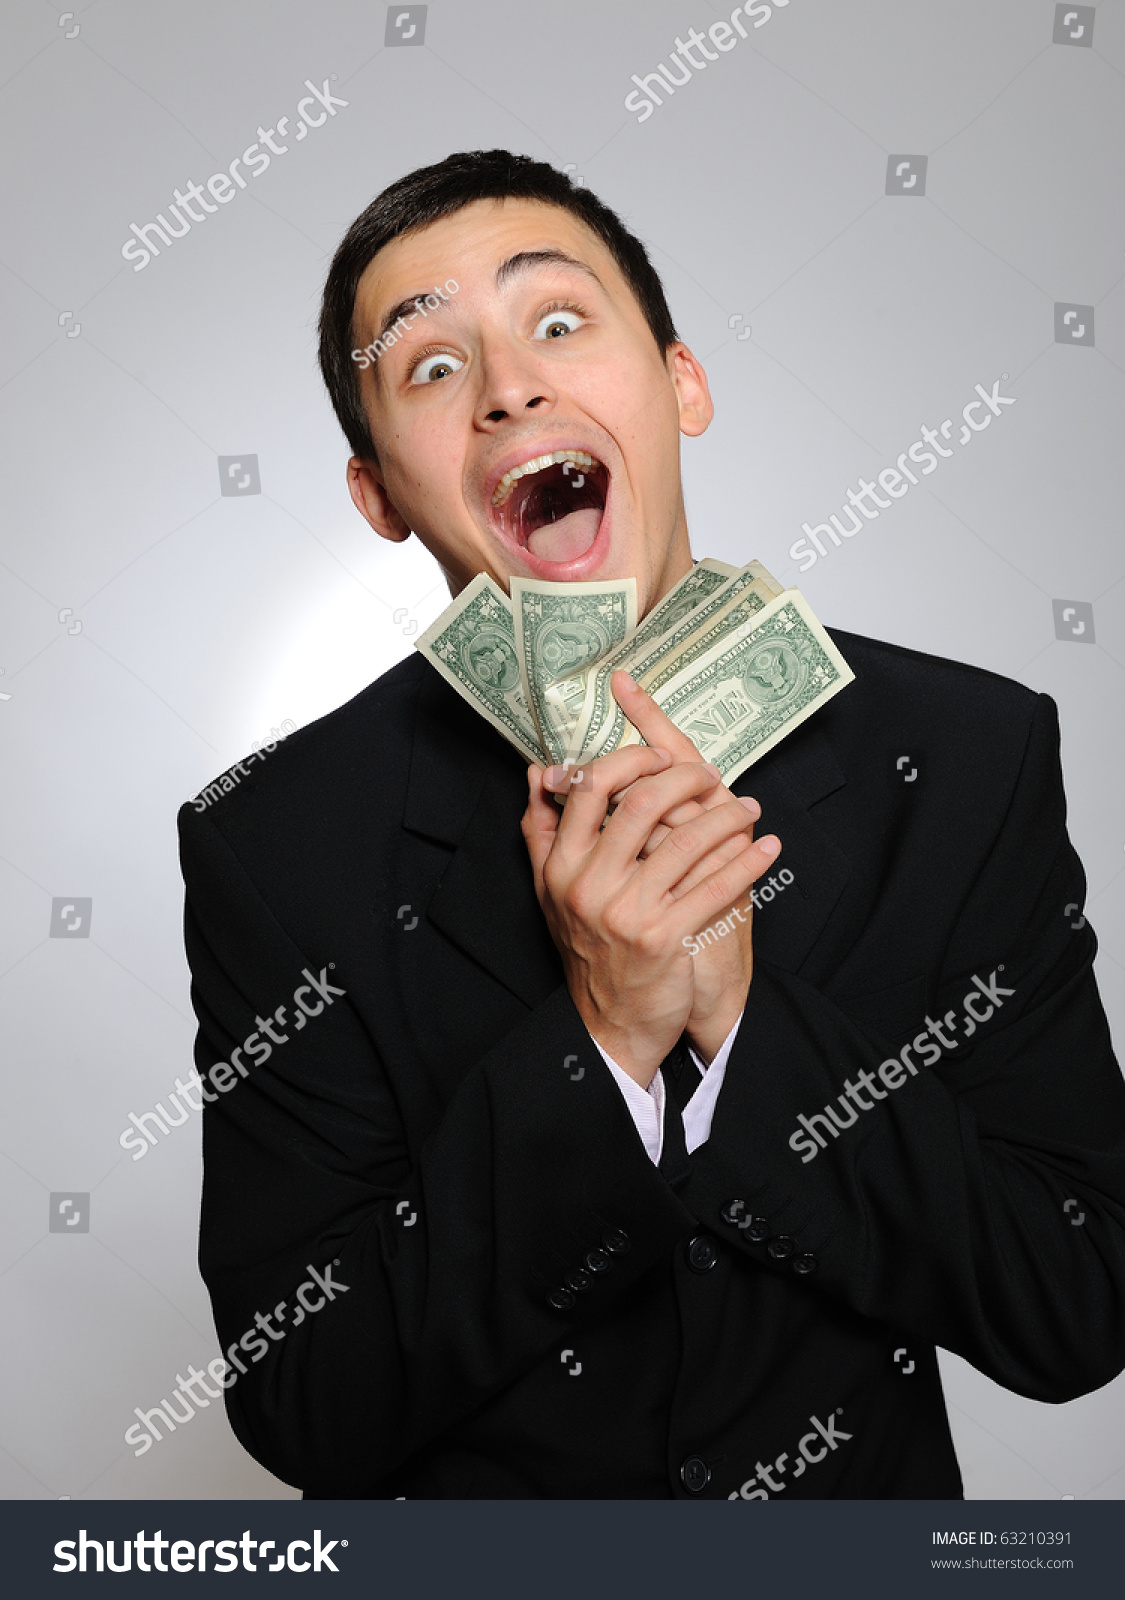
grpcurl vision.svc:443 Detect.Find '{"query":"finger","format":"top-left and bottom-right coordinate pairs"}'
top-left (540, 742), bottom-right (672, 806)
top-left (545, 746), bottom-right (673, 858)
top-left (542, 744), bottom-right (670, 797)
top-left (669, 835), bottom-right (783, 940)
top-left (628, 796), bottom-right (704, 860)
top-left (637, 794), bottom-right (759, 859)
top-left (520, 764), bottom-right (561, 891)
top-left (668, 817), bottom-right (759, 899)
top-left (612, 771), bottom-right (758, 831)
top-left (596, 761), bottom-right (732, 875)
top-left (612, 670), bottom-right (703, 763)
top-left (639, 820), bottom-right (673, 858)
top-left (637, 797), bottom-right (765, 903)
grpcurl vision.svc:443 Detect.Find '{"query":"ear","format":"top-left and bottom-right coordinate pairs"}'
top-left (666, 342), bottom-right (714, 440)
top-left (347, 458), bottom-right (411, 543)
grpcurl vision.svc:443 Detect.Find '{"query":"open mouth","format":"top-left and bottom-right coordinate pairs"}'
top-left (489, 448), bottom-right (608, 565)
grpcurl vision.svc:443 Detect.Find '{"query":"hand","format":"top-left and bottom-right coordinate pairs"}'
top-left (522, 744), bottom-right (765, 1087)
top-left (544, 671), bottom-right (782, 1063)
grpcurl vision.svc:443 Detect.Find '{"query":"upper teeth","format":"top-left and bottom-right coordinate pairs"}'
top-left (491, 449), bottom-right (595, 507)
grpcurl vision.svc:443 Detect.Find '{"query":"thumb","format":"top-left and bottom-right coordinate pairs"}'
top-left (521, 764), bottom-right (559, 892)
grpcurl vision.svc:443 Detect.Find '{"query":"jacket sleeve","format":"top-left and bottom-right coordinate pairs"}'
top-left (180, 806), bottom-right (695, 1494)
top-left (682, 692), bottom-right (1125, 1402)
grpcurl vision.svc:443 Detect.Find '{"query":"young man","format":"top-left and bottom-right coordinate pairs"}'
top-left (183, 152), bottom-right (1125, 1499)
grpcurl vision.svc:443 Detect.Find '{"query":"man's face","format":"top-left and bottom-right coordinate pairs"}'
top-left (347, 199), bottom-right (713, 618)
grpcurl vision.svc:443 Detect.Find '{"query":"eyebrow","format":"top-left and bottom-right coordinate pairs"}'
top-left (495, 248), bottom-right (603, 291)
top-left (366, 249), bottom-right (603, 368)
top-left (373, 290), bottom-right (453, 349)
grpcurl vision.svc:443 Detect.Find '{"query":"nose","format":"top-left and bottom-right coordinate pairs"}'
top-left (474, 337), bottom-right (557, 428)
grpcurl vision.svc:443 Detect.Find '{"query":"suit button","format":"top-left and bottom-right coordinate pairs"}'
top-left (745, 1217), bottom-right (770, 1243)
top-left (565, 1268), bottom-right (592, 1293)
top-left (793, 1253), bottom-right (819, 1275)
top-left (720, 1200), bottom-right (746, 1225)
top-left (687, 1235), bottom-right (717, 1273)
top-left (680, 1455), bottom-right (711, 1494)
top-left (584, 1249), bottom-right (611, 1274)
top-left (602, 1228), bottom-right (630, 1255)
top-left (766, 1235), bottom-right (795, 1260)
top-left (546, 1288), bottom-right (575, 1312)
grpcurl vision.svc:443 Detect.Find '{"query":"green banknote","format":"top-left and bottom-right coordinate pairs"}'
top-left (414, 572), bottom-right (548, 765)
top-left (565, 558), bottom-right (739, 761)
top-left (415, 560), bottom-right (853, 783)
top-left (652, 590), bottom-right (855, 784)
top-left (572, 561), bottom-right (782, 761)
top-left (510, 577), bottom-right (637, 765)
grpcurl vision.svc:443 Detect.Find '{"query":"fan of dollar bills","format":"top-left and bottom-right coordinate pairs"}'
top-left (415, 559), bottom-right (854, 787)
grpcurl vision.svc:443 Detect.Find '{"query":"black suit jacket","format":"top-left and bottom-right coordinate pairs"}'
top-left (180, 629), bottom-right (1125, 1499)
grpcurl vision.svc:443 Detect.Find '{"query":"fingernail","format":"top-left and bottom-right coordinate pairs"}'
top-left (617, 671), bottom-right (637, 688)
top-left (544, 766), bottom-right (566, 785)
top-left (758, 835), bottom-right (781, 858)
top-left (739, 796), bottom-right (761, 815)
top-left (703, 763), bottom-right (722, 781)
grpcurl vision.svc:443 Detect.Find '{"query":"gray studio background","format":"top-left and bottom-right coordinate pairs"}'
top-left (1, 0), bottom-right (1122, 1500)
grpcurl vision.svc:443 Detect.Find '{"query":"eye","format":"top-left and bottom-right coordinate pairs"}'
top-left (532, 308), bottom-right (583, 341)
top-left (409, 351), bottom-right (464, 385)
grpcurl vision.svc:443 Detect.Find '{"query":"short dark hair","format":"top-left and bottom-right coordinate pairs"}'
top-left (317, 150), bottom-right (679, 460)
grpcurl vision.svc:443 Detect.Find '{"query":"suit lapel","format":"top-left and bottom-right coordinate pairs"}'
top-left (402, 665), bottom-right (562, 1008)
top-left (733, 716), bottom-right (851, 974)
top-left (403, 659), bottom-right (852, 998)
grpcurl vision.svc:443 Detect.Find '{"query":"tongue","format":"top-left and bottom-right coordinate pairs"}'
top-left (525, 507), bottom-right (601, 563)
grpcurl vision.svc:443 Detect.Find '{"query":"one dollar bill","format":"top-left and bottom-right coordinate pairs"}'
top-left (651, 589), bottom-right (855, 784)
top-left (415, 560), bottom-right (853, 787)
top-left (575, 560), bottom-right (783, 761)
top-left (414, 571), bottom-right (548, 765)
top-left (566, 558), bottom-right (744, 761)
top-left (510, 576), bottom-right (637, 765)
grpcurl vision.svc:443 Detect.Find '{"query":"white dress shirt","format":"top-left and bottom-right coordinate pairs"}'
top-left (593, 1014), bottom-right (744, 1164)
